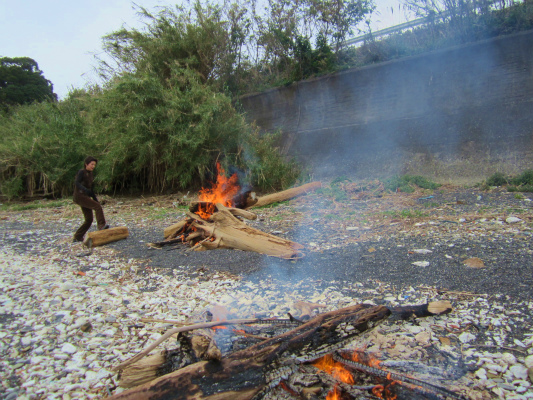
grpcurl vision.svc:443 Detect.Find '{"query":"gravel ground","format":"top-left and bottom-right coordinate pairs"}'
top-left (1, 182), bottom-right (533, 399)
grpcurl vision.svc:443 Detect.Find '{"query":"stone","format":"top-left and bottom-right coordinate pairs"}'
top-left (510, 365), bottom-right (529, 380)
top-left (411, 261), bottom-right (430, 267)
top-left (458, 332), bottom-right (476, 344)
top-left (21, 336), bottom-right (32, 346)
top-left (415, 331), bottom-right (431, 344)
top-left (61, 343), bottom-right (77, 354)
top-left (501, 352), bottom-right (517, 365)
top-left (463, 257), bottom-right (485, 269)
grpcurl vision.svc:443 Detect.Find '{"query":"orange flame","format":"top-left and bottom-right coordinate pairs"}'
top-left (351, 349), bottom-right (382, 368)
top-left (315, 350), bottom-right (398, 400)
top-left (313, 354), bottom-right (354, 385)
top-left (326, 385), bottom-right (341, 400)
top-left (196, 163), bottom-right (240, 219)
top-left (211, 325), bottom-right (227, 331)
top-left (371, 383), bottom-right (397, 400)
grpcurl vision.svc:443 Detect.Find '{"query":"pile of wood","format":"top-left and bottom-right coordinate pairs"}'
top-left (108, 301), bottom-right (462, 400)
top-left (152, 182), bottom-right (322, 259)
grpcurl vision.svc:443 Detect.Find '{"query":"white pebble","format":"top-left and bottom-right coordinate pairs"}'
top-left (61, 343), bottom-right (76, 354)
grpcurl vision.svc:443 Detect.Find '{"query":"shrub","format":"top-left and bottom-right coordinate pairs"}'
top-left (241, 129), bottom-right (301, 192)
top-left (0, 96), bottom-right (93, 198)
top-left (0, 176), bottom-right (24, 200)
top-left (385, 175), bottom-right (440, 193)
top-left (509, 169), bottom-right (533, 186)
top-left (486, 172), bottom-right (508, 186)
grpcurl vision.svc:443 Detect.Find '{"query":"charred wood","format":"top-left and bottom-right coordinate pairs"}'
top-left (109, 304), bottom-right (391, 400)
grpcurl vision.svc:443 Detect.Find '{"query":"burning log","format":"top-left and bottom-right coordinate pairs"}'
top-left (83, 226), bottom-right (129, 247)
top-left (247, 181), bottom-right (322, 209)
top-left (189, 202), bottom-right (258, 221)
top-left (163, 220), bottom-right (188, 240)
top-left (331, 350), bottom-right (468, 400)
top-left (189, 204), bottom-right (303, 258)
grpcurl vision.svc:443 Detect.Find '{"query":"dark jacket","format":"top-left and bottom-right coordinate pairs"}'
top-left (73, 169), bottom-right (96, 202)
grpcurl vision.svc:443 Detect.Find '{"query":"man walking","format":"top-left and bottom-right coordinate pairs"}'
top-left (73, 156), bottom-right (109, 242)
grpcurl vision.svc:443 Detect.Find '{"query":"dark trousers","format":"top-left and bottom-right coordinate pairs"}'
top-left (73, 195), bottom-right (106, 241)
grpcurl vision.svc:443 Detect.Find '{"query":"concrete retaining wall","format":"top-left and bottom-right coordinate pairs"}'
top-left (239, 30), bottom-right (533, 183)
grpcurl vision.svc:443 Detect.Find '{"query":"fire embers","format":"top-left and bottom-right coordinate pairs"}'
top-left (313, 351), bottom-right (399, 400)
top-left (311, 349), bottom-right (467, 400)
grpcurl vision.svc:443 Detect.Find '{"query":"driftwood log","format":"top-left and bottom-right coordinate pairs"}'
top-left (156, 203), bottom-right (304, 259)
top-left (164, 207), bottom-right (256, 240)
top-left (247, 181), bottom-right (322, 209)
top-left (83, 226), bottom-right (129, 247)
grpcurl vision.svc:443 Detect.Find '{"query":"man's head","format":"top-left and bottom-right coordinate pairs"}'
top-left (84, 156), bottom-right (98, 171)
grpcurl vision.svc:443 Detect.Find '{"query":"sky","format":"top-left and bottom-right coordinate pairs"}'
top-left (0, 0), bottom-right (412, 100)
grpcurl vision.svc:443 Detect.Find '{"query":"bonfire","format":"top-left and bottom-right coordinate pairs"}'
top-left (150, 163), bottom-right (322, 259)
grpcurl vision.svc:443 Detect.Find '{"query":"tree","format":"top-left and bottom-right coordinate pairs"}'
top-left (98, 2), bottom-right (233, 90)
top-left (0, 57), bottom-right (57, 111)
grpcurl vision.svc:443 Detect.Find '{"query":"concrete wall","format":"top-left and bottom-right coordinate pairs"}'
top-left (239, 30), bottom-right (533, 183)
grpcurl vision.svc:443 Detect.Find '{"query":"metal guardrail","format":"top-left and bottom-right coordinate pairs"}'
top-left (342, 16), bottom-right (432, 47)
top-left (343, 0), bottom-right (507, 47)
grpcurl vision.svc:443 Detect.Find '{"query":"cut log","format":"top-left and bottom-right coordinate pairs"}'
top-left (83, 226), bottom-right (129, 247)
top-left (247, 181), bottom-right (322, 209)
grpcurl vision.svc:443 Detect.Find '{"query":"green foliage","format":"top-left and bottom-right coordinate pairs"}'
top-left (0, 96), bottom-right (93, 198)
top-left (6, 0), bottom-right (533, 200)
top-left (100, 2), bottom-right (233, 91)
top-left (385, 175), bottom-right (440, 193)
top-left (483, 170), bottom-right (533, 192)
top-left (0, 176), bottom-right (24, 200)
top-left (316, 179), bottom-right (349, 201)
top-left (331, 175), bottom-right (351, 185)
top-left (242, 129), bottom-right (301, 192)
top-left (486, 172), bottom-right (508, 186)
top-left (0, 57), bottom-right (57, 111)
top-left (336, 0), bottom-right (533, 76)
top-left (509, 169), bottom-right (533, 186)
top-left (508, 185), bottom-right (533, 193)
top-left (89, 66), bottom-right (249, 193)
top-left (291, 34), bottom-right (337, 81)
